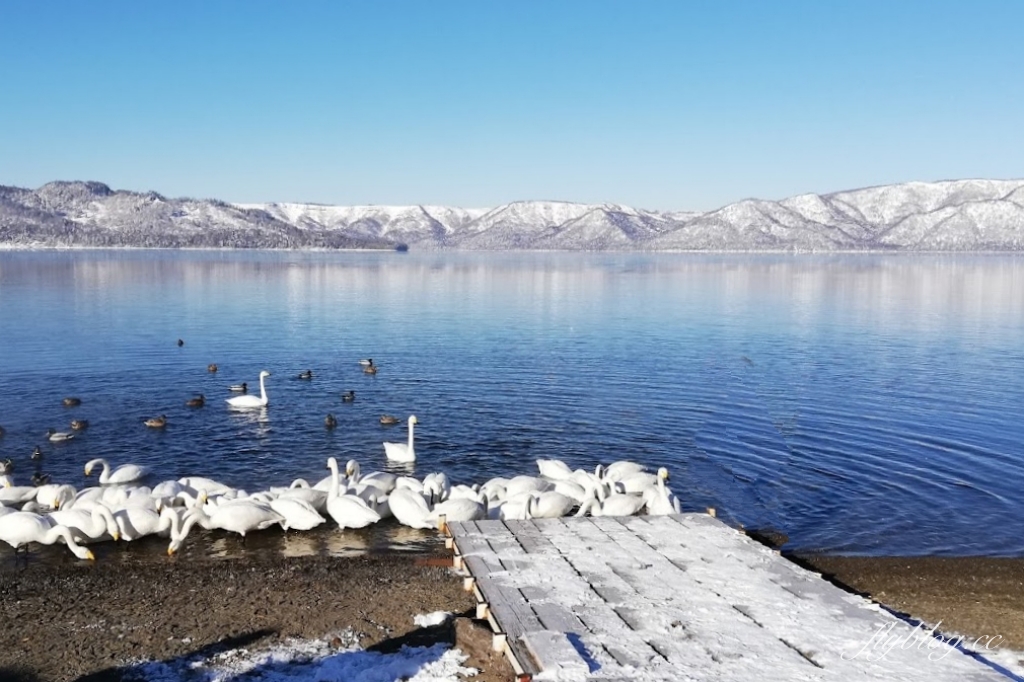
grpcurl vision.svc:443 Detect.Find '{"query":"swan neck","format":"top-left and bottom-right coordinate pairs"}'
top-left (328, 462), bottom-right (340, 499)
top-left (259, 374), bottom-right (268, 401)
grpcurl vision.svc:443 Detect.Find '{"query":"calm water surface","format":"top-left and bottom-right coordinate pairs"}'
top-left (1, 250), bottom-right (1022, 561)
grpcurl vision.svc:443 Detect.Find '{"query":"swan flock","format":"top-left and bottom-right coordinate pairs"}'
top-left (0, 455), bottom-right (681, 561)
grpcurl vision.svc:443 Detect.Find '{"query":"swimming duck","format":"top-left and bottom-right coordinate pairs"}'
top-left (186, 394), bottom-right (206, 408)
top-left (341, 390), bottom-right (356, 402)
top-left (177, 338), bottom-right (185, 347)
top-left (30, 472), bottom-right (51, 487)
top-left (379, 414), bottom-right (400, 426)
top-left (70, 419), bottom-right (89, 431)
top-left (298, 370), bottom-right (313, 380)
top-left (46, 428), bottom-right (75, 442)
top-left (31, 446), bottom-right (43, 461)
top-left (62, 397), bottom-right (82, 407)
top-left (228, 382), bottom-right (248, 393)
top-left (324, 414), bottom-right (338, 429)
top-left (144, 415), bottom-right (168, 429)
top-left (359, 358), bottom-right (373, 367)
top-left (207, 363), bottom-right (218, 373)
top-left (363, 364), bottom-right (378, 375)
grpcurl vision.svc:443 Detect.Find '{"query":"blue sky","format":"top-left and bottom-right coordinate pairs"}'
top-left (1, 1), bottom-right (1022, 211)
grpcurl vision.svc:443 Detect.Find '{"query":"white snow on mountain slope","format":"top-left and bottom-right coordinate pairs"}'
top-left (4, 178), bottom-right (1024, 250)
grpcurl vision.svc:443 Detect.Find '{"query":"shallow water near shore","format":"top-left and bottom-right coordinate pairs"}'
top-left (1, 250), bottom-right (1023, 559)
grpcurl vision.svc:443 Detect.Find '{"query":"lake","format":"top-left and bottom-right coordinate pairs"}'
top-left (1, 249), bottom-right (1022, 558)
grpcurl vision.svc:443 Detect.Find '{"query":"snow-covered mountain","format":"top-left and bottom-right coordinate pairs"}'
top-left (2, 179), bottom-right (1023, 251)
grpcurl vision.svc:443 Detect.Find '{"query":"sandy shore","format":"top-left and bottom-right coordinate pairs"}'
top-left (794, 554), bottom-right (1024, 655)
top-left (3, 537), bottom-right (1024, 681)
top-left (0, 551), bottom-right (512, 682)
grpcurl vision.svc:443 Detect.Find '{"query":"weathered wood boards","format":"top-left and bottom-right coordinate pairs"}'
top-left (447, 513), bottom-right (1009, 682)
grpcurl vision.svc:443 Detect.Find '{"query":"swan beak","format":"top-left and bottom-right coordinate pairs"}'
top-left (52, 499), bottom-right (61, 510)
top-left (660, 470), bottom-right (670, 481)
top-left (112, 531), bottom-right (121, 542)
top-left (85, 550), bottom-right (95, 561)
top-left (84, 468), bottom-right (92, 477)
top-left (167, 547), bottom-right (176, 556)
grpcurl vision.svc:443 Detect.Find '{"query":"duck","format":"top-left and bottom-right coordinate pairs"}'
top-left (31, 446), bottom-right (43, 461)
top-left (46, 428), bottom-right (75, 442)
top-left (144, 415), bottom-right (168, 428)
top-left (30, 472), bottom-right (51, 487)
top-left (0, 512), bottom-right (95, 560)
top-left (84, 458), bottom-right (150, 485)
top-left (359, 358), bottom-right (373, 367)
top-left (226, 370), bottom-right (271, 409)
top-left (298, 370), bottom-right (313, 380)
top-left (341, 390), bottom-right (356, 402)
top-left (324, 413), bottom-right (338, 429)
top-left (379, 414), bottom-right (400, 425)
top-left (70, 419), bottom-right (89, 431)
top-left (186, 394), bottom-right (206, 408)
top-left (383, 415), bottom-right (418, 463)
top-left (363, 364), bottom-right (378, 375)
top-left (62, 397), bottom-right (82, 407)
top-left (177, 338), bottom-right (185, 346)
top-left (207, 363), bottom-right (218, 373)
top-left (228, 382), bottom-right (248, 393)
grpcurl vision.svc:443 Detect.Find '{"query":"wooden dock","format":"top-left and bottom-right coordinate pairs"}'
top-left (445, 513), bottom-right (1011, 681)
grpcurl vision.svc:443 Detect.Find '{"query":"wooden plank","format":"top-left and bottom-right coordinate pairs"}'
top-left (532, 602), bottom-right (587, 634)
top-left (521, 630), bottom-right (590, 679)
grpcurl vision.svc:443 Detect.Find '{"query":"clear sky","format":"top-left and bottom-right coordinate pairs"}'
top-left (1, 1), bottom-right (1022, 211)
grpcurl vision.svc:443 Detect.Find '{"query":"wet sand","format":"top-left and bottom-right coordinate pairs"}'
top-left (4, 532), bottom-right (1024, 681)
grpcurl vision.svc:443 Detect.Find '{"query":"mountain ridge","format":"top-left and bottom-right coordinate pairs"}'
top-left (1, 178), bottom-right (1022, 251)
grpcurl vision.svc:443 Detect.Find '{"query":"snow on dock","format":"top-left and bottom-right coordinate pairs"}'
top-left (445, 513), bottom-right (1010, 681)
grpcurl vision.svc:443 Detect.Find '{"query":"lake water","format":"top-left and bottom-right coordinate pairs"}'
top-left (1, 249), bottom-right (1023, 559)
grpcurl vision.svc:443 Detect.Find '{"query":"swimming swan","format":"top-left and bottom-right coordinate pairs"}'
top-left (0, 512), bottom-right (95, 560)
top-left (383, 415), bottom-right (418, 463)
top-left (84, 458), bottom-right (150, 485)
top-left (226, 370), bottom-right (271, 408)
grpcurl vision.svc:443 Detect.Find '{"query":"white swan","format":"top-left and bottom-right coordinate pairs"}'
top-left (387, 488), bottom-right (435, 529)
top-left (48, 506), bottom-right (120, 543)
top-left (575, 486), bottom-right (646, 517)
top-left (184, 498), bottom-right (283, 537)
top-left (536, 458), bottom-right (574, 481)
top-left (84, 458), bottom-right (150, 485)
top-left (383, 415), bottom-right (418, 463)
top-left (530, 491), bottom-right (577, 518)
top-left (325, 458), bottom-right (381, 529)
top-left (269, 497), bottom-right (326, 531)
top-left (644, 475), bottom-right (681, 516)
top-left (0, 511), bottom-right (95, 560)
top-left (431, 495), bottom-right (486, 523)
top-left (226, 370), bottom-right (271, 408)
